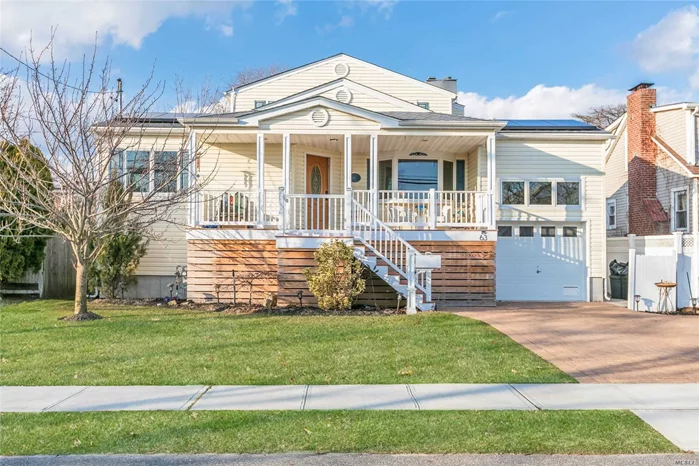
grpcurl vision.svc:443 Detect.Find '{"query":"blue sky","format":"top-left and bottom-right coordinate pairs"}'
top-left (2, 1), bottom-right (698, 118)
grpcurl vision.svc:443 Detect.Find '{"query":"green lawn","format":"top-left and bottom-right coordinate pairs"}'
top-left (0, 300), bottom-right (574, 385)
top-left (0, 411), bottom-right (679, 456)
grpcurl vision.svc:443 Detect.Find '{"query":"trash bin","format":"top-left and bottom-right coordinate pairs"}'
top-left (609, 260), bottom-right (629, 300)
top-left (610, 275), bottom-right (628, 299)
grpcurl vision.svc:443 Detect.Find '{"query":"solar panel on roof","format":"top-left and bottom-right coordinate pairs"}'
top-left (504, 119), bottom-right (597, 129)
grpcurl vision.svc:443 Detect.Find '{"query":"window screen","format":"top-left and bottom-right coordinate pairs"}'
top-left (456, 160), bottom-right (465, 190)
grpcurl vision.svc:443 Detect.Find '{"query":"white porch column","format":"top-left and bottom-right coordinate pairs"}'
top-left (486, 134), bottom-right (496, 228)
top-left (256, 132), bottom-right (265, 226)
top-left (344, 134), bottom-right (353, 236)
top-left (344, 134), bottom-right (353, 190)
top-left (370, 134), bottom-right (379, 215)
top-left (280, 133), bottom-right (291, 230)
top-left (188, 131), bottom-right (198, 227)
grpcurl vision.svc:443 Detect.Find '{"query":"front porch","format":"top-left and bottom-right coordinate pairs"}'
top-left (186, 128), bottom-right (498, 313)
top-left (189, 132), bottom-right (496, 233)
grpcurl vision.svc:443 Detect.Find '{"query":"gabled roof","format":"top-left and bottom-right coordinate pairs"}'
top-left (232, 53), bottom-right (457, 97)
top-left (652, 135), bottom-right (699, 177)
top-left (181, 96), bottom-right (504, 130)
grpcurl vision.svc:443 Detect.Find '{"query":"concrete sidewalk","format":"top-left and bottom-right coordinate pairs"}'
top-left (2, 384), bottom-right (698, 451)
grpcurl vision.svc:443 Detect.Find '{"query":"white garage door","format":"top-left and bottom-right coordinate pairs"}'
top-left (496, 224), bottom-right (587, 301)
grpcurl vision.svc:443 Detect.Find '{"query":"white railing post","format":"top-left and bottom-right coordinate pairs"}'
top-left (278, 187), bottom-right (285, 232)
top-left (256, 132), bottom-right (265, 227)
top-left (406, 249), bottom-right (417, 314)
top-left (369, 134), bottom-right (379, 216)
top-left (188, 131), bottom-right (198, 227)
top-left (345, 188), bottom-right (353, 236)
top-left (428, 188), bottom-right (437, 229)
top-left (425, 270), bottom-right (432, 303)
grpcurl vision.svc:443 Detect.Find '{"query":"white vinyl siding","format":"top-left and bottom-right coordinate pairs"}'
top-left (318, 88), bottom-right (416, 113)
top-left (235, 56), bottom-right (453, 114)
top-left (605, 126), bottom-right (629, 236)
top-left (261, 108), bottom-right (381, 132)
top-left (466, 147), bottom-right (479, 190)
top-left (656, 148), bottom-right (694, 233)
top-left (117, 136), bottom-right (190, 277)
top-left (656, 109), bottom-right (687, 160)
top-left (496, 138), bottom-right (606, 281)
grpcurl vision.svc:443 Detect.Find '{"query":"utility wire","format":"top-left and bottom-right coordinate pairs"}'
top-left (0, 47), bottom-right (111, 95)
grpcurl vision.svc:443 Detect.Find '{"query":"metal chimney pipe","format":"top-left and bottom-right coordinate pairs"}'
top-left (116, 78), bottom-right (123, 114)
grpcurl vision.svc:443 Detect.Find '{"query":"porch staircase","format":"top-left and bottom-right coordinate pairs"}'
top-left (349, 200), bottom-right (439, 313)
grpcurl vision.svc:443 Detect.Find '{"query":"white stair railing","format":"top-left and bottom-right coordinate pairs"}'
top-left (349, 195), bottom-right (433, 314)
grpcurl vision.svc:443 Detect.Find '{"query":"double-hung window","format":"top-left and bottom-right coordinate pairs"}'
top-left (118, 150), bottom-right (187, 193)
top-left (126, 151), bottom-right (150, 193)
top-left (606, 199), bottom-right (617, 230)
top-left (153, 151), bottom-right (179, 193)
top-left (672, 189), bottom-right (688, 231)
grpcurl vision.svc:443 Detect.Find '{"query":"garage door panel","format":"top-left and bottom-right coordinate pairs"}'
top-left (496, 225), bottom-right (586, 301)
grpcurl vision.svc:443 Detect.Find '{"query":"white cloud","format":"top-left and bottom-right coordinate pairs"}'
top-left (491, 10), bottom-right (513, 23)
top-left (631, 5), bottom-right (699, 88)
top-left (457, 84), bottom-right (627, 119)
top-left (0, 0), bottom-right (248, 60)
top-left (218, 24), bottom-right (234, 37)
top-left (360, 0), bottom-right (397, 19)
top-left (315, 15), bottom-right (354, 35)
top-left (275, 0), bottom-right (297, 25)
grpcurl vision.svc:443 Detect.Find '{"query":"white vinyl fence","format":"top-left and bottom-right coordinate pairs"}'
top-left (617, 233), bottom-right (697, 312)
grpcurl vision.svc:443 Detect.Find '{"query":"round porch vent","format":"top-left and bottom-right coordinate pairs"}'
top-left (335, 88), bottom-right (353, 104)
top-left (334, 62), bottom-right (350, 77)
top-left (309, 108), bottom-right (330, 127)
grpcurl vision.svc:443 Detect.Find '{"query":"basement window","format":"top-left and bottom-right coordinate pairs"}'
top-left (541, 226), bottom-right (556, 237)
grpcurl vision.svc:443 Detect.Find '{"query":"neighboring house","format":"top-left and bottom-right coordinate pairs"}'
top-left (118, 53), bottom-right (611, 310)
top-left (605, 83), bottom-right (699, 238)
top-left (604, 83), bottom-right (699, 309)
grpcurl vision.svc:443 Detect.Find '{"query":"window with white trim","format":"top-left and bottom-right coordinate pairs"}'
top-left (417, 102), bottom-right (430, 110)
top-left (501, 180), bottom-right (581, 207)
top-left (254, 100), bottom-right (267, 109)
top-left (672, 189), bottom-right (688, 231)
top-left (606, 199), bottom-right (617, 230)
top-left (116, 150), bottom-right (188, 193)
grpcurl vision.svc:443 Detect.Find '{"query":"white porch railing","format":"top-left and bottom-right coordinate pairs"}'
top-left (351, 199), bottom-right (434, 311)
top-left (199, 190), bottom-right (279, 226)
top-left (196, 188), bottom-right (492, 230)
top-left (353, 189), bottom-right (491, 228)
top-left (284, 194), bottom-right (346, 232)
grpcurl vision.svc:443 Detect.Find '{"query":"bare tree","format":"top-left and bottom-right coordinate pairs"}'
top-left (0, 40), bottom-right (217, 319)
top-left (228, 64), bottom-right (288, 90)
top-left (572, 104), bottom-right (627, 129)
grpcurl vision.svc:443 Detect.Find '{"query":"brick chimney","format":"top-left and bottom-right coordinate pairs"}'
top-left (626, 82), bottom-right (659, 236)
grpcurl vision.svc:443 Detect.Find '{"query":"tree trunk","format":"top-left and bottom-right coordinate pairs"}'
top-left (74, 259), bottom-right (89, 315)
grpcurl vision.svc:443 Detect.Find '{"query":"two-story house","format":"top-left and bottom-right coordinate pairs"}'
top-left (605, 83), bottom-right (699, 308)
top-left (118, 54), bottom-right (612, 311)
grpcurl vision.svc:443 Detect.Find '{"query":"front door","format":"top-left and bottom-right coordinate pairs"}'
top-left (306, 155), bottom-right (329, 230)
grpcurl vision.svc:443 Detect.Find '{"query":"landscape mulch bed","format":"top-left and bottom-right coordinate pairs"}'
top-left (89, 298), bottom-right (405, 316)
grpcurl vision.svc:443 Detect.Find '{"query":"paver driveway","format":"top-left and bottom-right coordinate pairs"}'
top-left (452, 302), bottom-right (698, 383)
